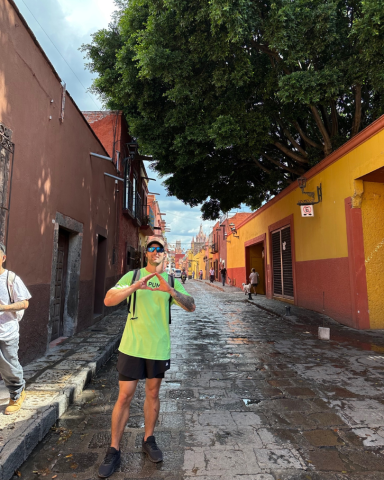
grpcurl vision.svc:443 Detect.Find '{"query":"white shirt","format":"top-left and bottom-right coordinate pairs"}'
top-left (249, 272), bottom-right (259, 284)
top-left (0, 270), bottom-right (31, 339)
top-left (209, 269), bottom-right (215, 275)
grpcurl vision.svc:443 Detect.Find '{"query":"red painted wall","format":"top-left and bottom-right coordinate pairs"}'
top-left (295, 258), bottom-right (352, 325)
top-left (227, 266), bottom-right (246, 288)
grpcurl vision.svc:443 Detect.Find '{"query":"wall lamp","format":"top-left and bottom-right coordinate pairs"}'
top-left (297, 176), bottom-right (322, 205)
top-left (127, 141), bottom-right (138, 157)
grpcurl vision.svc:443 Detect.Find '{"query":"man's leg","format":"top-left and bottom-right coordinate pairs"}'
top-left (0, 332), bottom-right (26, 414)
top-left (99, 379), bottom-right (138, 478)
top-left (143, 377), bottom-right (162, 440)
top-left (142, 377), bottom-right (163, 463)
top-left (110, 379), bottom-right (138, 449)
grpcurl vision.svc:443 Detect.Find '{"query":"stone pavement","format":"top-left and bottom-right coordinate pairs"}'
top-left (0, 309), bottom-right (127, 480)
top-left (16, 281), bottom-right (384, 479)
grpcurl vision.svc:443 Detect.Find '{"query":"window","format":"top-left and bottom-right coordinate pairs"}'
top-left (124, 159), bottom-right (131, 210)
top-left (132, 175), bottom-right (137, 216)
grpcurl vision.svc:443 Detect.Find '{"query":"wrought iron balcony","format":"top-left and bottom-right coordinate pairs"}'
top-left (210, 243), bottom-right (218, 254)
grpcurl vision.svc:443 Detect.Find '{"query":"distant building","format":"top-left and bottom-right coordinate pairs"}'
top-left (191, 224), bottom-right (207, 254)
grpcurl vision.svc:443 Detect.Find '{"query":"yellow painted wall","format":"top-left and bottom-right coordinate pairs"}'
top-left (226, 126), bottom-right (384, 328)
top-left (361, 182), bottom-right (384, 329)
top-left (228, 128), bottom-right (384, 269)
top-left (192, 250), bottom-right (205, 279)
top-left (187, 250), bottom-right (193, 277)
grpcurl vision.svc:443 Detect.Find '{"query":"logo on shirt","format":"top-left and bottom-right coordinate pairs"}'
top-left (147, 280), bottom-right (161, 289)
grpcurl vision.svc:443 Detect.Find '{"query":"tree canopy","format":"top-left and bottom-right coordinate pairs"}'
top-left (82, 0), bottom-right (384, 219)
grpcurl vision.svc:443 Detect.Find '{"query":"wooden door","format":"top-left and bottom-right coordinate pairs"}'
top-left (51, 230), bottom-right (69, 340)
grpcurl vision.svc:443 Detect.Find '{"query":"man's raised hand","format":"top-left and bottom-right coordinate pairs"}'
top-left (135, 272), bottom-right (157, 290)
top-left (149, 273), bottom-right (172, 293)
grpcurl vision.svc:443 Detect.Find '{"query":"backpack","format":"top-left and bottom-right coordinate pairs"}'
top-left (6, 271), bottom-right (25, 322)
top-left (127, 269), bottom-right (175, 324)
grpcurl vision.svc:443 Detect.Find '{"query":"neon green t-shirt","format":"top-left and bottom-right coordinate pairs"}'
top-left (116, 269), bottom-right (190, 360)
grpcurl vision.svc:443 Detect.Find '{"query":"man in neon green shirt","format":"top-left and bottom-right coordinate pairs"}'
top-left (98, 237), bottom-right (195, 478)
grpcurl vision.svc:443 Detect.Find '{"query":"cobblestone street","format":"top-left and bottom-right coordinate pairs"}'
top-left (17, 281), bottom-right (384, 479)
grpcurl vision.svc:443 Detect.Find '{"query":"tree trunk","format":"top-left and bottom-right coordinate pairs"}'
top-left (330, 100), bottom-right (339, 137)
top-left (351, 84), bottom-right (362, 137)
top-left (319, 105), bottom-right (332, 137)
top-left (310, 105), bottom-right (332, 156)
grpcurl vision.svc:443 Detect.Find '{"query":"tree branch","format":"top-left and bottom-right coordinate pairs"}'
top-left (277, 120), bottom-right (308, 157)
top-left (262, 153), bottom-right (306, 175)
top-left (252, 156), bottom-right (271, 174)
top-left (351, 83), bottom-right (362, 137)
top-left (274, 141), bottom-right (309, 164)
top-left (330, 100), bottom-right (339, 137)
top-left (250, 40), bottom-right (291, 75)
top-left (319, 105), bottom-right (332, 137)
top-left (309, 105), bottom-right (332, 156)
top-left (293, 121), bottom-right (323, 150)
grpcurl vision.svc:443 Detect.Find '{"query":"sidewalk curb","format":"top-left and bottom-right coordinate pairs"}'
top-left (0, 322), bottom-right (123, 480)
top-left (246, 299), bottom-right (284, 318)
top-left (196, 279), bottom-right (237, 293)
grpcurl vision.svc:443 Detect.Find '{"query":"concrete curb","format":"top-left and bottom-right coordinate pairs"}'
top-left (0, 310), bottom-right (126, 480)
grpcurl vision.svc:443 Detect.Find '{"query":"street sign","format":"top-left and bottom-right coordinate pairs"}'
top-left (300, 205), bottom-right (314, 217)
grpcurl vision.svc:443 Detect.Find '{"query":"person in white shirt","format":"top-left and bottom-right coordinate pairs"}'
top-left (209, 268), bottom-right (215, 283)
top-left (0, 243), bottom-right (31, 414)
top-left (249, 268), bottom-right (260, 296)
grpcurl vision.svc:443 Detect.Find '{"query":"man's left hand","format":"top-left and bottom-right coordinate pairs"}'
top-left (152, 273), bottom-right (173, 294)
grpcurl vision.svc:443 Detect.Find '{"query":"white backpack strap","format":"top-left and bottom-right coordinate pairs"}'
top-left (7, 271), bottom-right (16, 304)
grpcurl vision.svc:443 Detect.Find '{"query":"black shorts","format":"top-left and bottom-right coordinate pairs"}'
top-left (117, 352), bottom-right (171, 381)
top-left (251, 283), bottom-right (258, 287)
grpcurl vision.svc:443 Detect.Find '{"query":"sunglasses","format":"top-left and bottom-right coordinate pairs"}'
top-left (147, 246), bottom-right (164, 253)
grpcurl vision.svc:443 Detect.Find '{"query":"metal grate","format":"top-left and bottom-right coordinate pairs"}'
top-left (281, 227), bottom-right (294, 297)
top-left (272, 226), bottom-right (294, 299)
top-left (272, 231), bottom-right (282, 295)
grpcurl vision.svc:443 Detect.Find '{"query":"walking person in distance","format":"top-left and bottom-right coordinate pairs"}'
top-left (249, 268), bottom-right (260, 298)
top-left (0, 243), bottom-right (31, 414)
top-left (220, 264), bottom-right (227, 287)
top-left (209, 267), bottom-right (215, 283)
top-left (98, 236), bottom-right (195, 478)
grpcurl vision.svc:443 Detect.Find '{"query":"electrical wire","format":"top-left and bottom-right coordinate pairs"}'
top-left (18, 0), bottom-right (101, 110)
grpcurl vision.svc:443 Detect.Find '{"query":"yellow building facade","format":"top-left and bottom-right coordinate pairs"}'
top-left (227, 116), bottom-right (384, 329)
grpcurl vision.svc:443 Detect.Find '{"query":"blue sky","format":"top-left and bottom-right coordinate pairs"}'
top-left (13, 0), bottom-right (249, 248)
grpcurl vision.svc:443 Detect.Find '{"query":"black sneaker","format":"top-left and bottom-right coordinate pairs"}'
top-left (142, 435), bottom-right (163, 463)
top-left (98, 447), bottom-right (121, 478)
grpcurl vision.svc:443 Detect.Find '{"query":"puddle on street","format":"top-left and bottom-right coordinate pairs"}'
top-left (164, 381), bottom-right (182, 387)
top-left (242, 398), bottom-right (262, 406)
